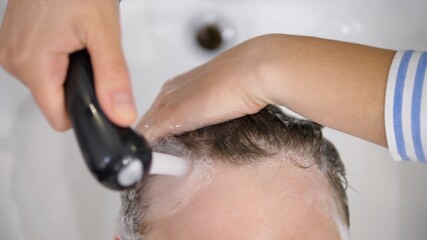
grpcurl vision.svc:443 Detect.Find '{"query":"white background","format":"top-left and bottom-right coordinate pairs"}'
top-left (1, 0), bottom-right (427, 239)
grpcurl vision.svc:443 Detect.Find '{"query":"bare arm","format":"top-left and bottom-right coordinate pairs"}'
top-left (138, 34), bottom-right (395, 147)
top-left (261, 35), bottom-right (395, 146)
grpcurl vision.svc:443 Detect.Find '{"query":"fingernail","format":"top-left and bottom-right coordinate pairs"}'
top-left (113, 92), bottom-right (136, 122)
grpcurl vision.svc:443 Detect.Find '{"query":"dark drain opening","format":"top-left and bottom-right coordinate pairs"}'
top-left (196, 24), bottom-right (223, 51)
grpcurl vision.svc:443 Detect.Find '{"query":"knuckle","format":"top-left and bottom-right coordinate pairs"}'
top-left (10, 50), bottom-right (31, 70)
top-left (161, 79), bottom-right (174, 91)
top-left (156, 92), bottom-right (172, 110)
top-left (0, 46), bottom-right (13, 72)
top-left (161, 76), bottom-right (180, 92)
top-left (0, 47), bottom-right (32, 74)
top-left (0, 52), bottom-right (6, 69)
top-left (0, 38), bottom-right (32, 74)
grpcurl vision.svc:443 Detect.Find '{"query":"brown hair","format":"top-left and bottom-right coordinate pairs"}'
top-left (118, 105), bottom-right (349, 239)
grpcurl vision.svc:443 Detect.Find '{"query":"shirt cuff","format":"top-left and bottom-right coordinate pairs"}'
top-left (385, 50), bottom-right (427, 162)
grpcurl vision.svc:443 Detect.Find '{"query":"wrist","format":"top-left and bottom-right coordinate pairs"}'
top-left (248, 34), bottom-right (296, 107)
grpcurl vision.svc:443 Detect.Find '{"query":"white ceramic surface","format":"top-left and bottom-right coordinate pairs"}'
top-left (1, 0), bottom-right (427, 239)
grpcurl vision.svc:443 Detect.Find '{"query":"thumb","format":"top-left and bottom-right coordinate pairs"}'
top-left (86, 24), bottom-right (137, 127)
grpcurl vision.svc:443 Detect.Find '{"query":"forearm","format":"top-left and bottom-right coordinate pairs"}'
top-left (258, 34), bottom-right (395, 147)
top-left (137, 33), bottom-right (396, 146)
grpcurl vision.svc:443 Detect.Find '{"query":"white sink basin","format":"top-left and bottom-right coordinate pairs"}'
top-left (1, 0), bottom-right (426, 239)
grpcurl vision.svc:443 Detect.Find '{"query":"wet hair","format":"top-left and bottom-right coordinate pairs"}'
top-left (117, 105), bottom-right (349, 240)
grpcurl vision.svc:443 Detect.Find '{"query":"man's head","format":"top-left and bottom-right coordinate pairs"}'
top-left (117, 105), bottom-right (349, 240)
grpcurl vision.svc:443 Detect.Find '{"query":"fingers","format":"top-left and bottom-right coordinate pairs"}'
top-left (89, 41), bottom-right (137, 127)
top-left (86, 3), bottom-right (137, 127)
top-left (0, 18), bottom-right (72, 131)
top-left (137, 98), bottom-right (175, 141)
top-left (29, 53), bottom-right (72, 131)
top-left (136, 76), bottom-right (237, 141)
top-left (135, 43), bottom-right (269, 141)
top-left (32, 84), bottom-right (71, 132)
top-left (0, 0), bottom-right (136, 131)
top-left (136, 76), bottom-right (196, 140)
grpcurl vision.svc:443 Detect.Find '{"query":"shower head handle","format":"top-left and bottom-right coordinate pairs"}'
top-left (64, 49), bottom-right (152, 191)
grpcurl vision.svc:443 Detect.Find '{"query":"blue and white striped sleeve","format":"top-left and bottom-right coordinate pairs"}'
top-left (385, 50), bottom-right (427, 162)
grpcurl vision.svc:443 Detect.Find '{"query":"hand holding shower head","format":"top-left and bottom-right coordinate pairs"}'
top-left (64, 49), bottom-right (152, 191)
top-left (64, 50), bottom-right (190, 190)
